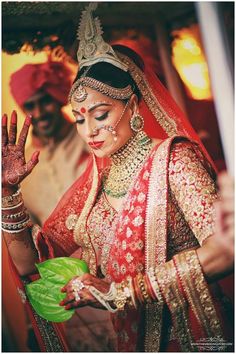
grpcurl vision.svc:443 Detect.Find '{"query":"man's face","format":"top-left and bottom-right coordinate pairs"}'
top-left (23, 91), bottom-right (63, 138)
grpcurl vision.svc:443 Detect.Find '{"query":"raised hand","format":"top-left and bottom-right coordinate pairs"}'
top-left (2, 111), bottom-right (40, 190)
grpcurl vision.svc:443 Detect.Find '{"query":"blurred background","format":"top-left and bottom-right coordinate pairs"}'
top-left (2, 1), bottom-right (234, 351)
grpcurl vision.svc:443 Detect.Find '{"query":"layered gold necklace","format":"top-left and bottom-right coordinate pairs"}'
top-left (102, 131), bottom-right (154, 198)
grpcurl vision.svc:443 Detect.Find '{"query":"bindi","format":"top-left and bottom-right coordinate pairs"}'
top-left (80, 107), bottom-right (86, 114)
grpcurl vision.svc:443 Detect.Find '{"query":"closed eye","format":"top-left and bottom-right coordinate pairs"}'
top-left (75, 111), bottom-right (109, 125)
top-left (75, 118), bottom-right (85, 125)
top-left (95, 112), bottom-right (109, 121)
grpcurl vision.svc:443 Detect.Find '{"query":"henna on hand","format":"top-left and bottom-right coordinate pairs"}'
top-left (60, 274), bottom-right (111, 310)
top-left (2, 112), bottom-right (40, 189)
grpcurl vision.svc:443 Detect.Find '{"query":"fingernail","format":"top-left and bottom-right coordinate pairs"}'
top-left (2, 114), bottom-right (7, 126)
top-left (65, 305), bottom-right (70, 310)
top-left (59, 300), bottom-right (64, 306)
top-left (11, 111), bottom-right (17, 124)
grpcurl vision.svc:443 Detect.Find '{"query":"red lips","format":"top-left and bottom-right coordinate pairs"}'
top-left (88, 141), bottom-right (104, 149)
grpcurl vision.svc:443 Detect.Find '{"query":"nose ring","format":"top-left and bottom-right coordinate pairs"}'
top-left (92, 127), bottom-right (99, 135)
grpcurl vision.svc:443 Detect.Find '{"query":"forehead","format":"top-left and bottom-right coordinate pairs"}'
top-left (24, 90), bottom-right (50, 104)
top-left (71, 86), bottom-right (116, 110)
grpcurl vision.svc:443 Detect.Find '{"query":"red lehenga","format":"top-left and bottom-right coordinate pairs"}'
top-left (9, 45), bottom-right (233, 352)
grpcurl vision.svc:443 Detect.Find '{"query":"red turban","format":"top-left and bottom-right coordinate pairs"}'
top-left (10, 61), bottom-right (72, 107)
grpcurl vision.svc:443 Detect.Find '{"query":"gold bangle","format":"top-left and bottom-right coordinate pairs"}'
top-left (2, 219), bottom-right (32, 234)
top-left (2, 216), bottom-right (30, 231)
top-left (2, 209), bottom-right (26, 220)
top-left (2, 201), bottom-right (24, 211)
top-left (137, 273), bottom-right (151, 304)
top-left (2, 189), bottom-right (22, 208)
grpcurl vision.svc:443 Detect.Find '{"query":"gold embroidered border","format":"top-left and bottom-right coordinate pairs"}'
top-left (73, 155), bottom-right (99, 275)
top-left (184, 250), bottom-right (224, 341)
top-left (144, 139), bottom-right (171, 352)
top-left (32, 309), bottom-right (65, 352)
top-left (119, 53), bottom-right (178, 137)
top-left (145, 138), bottom-right (171, 268)
top-left (157, 260), bottom-right (195, 351)
top-left (22, 279), bottom-right (66, 351)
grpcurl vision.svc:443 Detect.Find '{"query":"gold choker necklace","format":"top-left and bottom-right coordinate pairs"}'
top-left (102, 131), bottom-right (153, 198)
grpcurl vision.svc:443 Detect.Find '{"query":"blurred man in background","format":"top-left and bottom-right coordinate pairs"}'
top-left (10, 61), bottom-right (89, 224)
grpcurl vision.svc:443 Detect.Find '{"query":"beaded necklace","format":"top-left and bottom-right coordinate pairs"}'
top-left (102, 131), bottom-right (153, 198)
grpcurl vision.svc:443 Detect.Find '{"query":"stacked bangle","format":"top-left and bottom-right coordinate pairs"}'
top-left (2, 210), bottom-right (26, 220)
top-left (2, 189), bottom-right (31, 234)
top-left (89, 271), bottom-right (163, 312)
top-left (2, 215), bottom-right (31, 231)
top-left (2, 189), bottom-right (22, 209)
top-left (2, 201), bottom-right (24, 211)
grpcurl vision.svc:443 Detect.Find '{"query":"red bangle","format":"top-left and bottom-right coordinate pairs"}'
top-left (144, 274), bottom-right (156, 301)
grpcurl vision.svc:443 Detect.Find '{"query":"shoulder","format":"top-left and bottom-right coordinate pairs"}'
top-left (169, 139), bottom-right (199, 163)
top-left (152, 136), bottom-right (197, 160)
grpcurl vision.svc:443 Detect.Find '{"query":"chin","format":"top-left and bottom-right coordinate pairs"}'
top-left (92, 149), bottom-right (109, 158)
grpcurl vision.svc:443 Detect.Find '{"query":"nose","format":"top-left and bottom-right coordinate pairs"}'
top-left (85, 121), bottom-right (99, 138)
top-left (32, 103), bottom-right (45, 120)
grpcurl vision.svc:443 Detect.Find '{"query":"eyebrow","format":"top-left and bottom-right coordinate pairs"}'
top-left (72, 102), bottom-right (112, 116)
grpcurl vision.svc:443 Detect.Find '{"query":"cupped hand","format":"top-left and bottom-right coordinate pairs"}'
top-left (2, 111), bottom-right (40, 189)
top-left (60, 273), bottom-right (111, 310)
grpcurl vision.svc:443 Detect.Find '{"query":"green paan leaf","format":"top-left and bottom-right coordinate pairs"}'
top-left (25, 257), bottom-right (89, 323)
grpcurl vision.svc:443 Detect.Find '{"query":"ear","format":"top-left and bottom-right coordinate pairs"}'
top-left (129, 94), bottom-right (139, 115)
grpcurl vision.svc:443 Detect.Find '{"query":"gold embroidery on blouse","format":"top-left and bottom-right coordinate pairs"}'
top-left (86, 191), bottom-right (119, 277)
top-left (73, 155), bottom-right (99, 275)
top-left (168, 142), bottom-right (217, 246)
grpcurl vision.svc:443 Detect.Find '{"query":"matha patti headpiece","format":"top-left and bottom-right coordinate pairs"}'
top-left (77, 3), bottom-right (128, 72)
top-left (70, 3), bottom-right (179, 139)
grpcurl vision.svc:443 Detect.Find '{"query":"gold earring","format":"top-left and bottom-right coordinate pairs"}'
top-left (130, 113), bottom-right (144, 132)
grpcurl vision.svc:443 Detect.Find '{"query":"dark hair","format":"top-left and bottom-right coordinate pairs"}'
top-left (74, 45), bottom-right (144, 102)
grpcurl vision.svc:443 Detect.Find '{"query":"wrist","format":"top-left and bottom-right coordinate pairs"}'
top-left (2, 185), bottom-right (19, 196)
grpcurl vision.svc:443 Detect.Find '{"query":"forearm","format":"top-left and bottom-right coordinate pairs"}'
top-left (3, 229), bottom-right (39, 275)
top-left (197, 236), bottom-right (234, 283)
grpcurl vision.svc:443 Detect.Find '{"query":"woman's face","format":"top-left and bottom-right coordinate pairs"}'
top-left (71, 87), bottom-right (137, 158)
